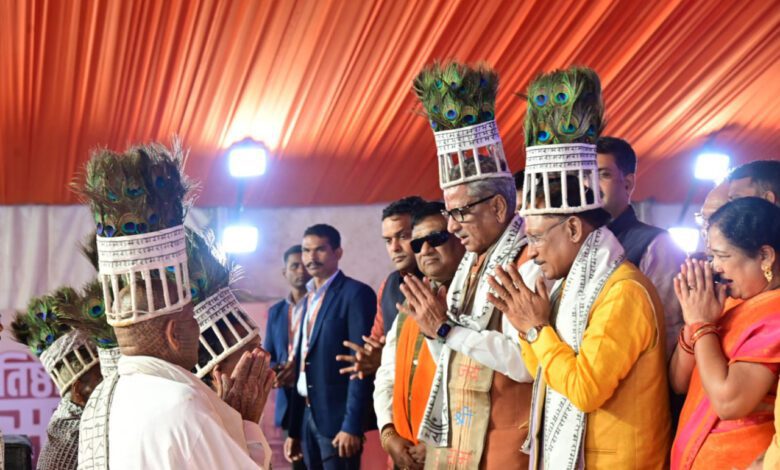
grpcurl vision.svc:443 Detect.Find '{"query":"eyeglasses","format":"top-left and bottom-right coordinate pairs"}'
top-left (441, 194), bottom-right (497, 223)
top-left (526, 218), bottom-right (567, 246)
top-left (410, 231), bottom-right (451, 253)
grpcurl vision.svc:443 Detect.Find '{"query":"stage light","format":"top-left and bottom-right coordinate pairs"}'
top-left (669, 227), bottom-right (700, 254)
top-left (227, 140), bottom-right (267, 178)
top-left (222, 225), bottom-right (259, 254)
top-left (694, 152), bottom-right (730, 183)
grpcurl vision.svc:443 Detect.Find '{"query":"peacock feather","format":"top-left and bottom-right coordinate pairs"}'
top-left (53, 280), bottom-right (117, 349)
top-left (74, 140), bottom-right (195, 238)
top-left (413, 61), bottom-right (499, 132)
top-left (186, 228), bottom-right (243, 305)
top-left (523, 66), bottom-right (604, 147)
top-left (10, 293), bottom-right (72, 356)
top-left (80, 233), bottom-right (99, 270)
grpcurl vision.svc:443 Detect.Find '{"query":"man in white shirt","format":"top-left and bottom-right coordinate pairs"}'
top-left (76, 142), bottom-right (273, 469)
top-left (79, 280), bottom-right (271, 469)
top-left (399, 161), bottom-right (539, 468)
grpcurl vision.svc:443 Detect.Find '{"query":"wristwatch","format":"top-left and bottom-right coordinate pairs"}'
top-left (436, 321), bottom-right (454, 340)
top-left (525, 324), bottom-right (546, 344)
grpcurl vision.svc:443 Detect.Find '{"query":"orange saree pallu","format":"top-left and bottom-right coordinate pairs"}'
top-left (671, 290), bottom-right (780, 470)
top-left (393, 314), bottom-right (436, 444)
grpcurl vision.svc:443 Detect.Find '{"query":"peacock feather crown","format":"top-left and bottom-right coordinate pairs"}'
top-left (11, 294), bottom-right (70, 356)
top-left (54, 280), bottom-right (117, 350)
top-left (11, 291), bottom-right (99, 395)
top-left (77, 142), bottom-right (193, 238)
top-left (520, 66), bottom-right (606, 216)
top-left (413, 61), bottom-right (512, 189)
top-left (54, 280), bottom-right (122, 377)
top-left (186, 228), bottom-right (259, 379)
top-left (75, 140), bottom-right (195, 326)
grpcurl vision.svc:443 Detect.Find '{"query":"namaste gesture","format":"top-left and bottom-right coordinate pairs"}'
top-left (486, 264), bottom-right (551, 334)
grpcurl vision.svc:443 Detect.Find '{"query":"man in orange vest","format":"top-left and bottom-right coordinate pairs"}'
top-left (374, 202), bottom-right (465, 468)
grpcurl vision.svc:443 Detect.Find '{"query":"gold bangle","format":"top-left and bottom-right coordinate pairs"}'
top-left (380, 426), bottom-right (398, 451)
top-left (691, 326), bottom-right (719, 345)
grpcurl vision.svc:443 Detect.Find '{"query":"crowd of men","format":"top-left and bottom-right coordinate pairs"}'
top-left (263, 154), bottom-right (780, 470)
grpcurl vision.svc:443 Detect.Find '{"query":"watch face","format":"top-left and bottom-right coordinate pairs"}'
top-left (437, 322), bottom-right (452, 339)
top-left (526, 326), bottom-right (539, 342)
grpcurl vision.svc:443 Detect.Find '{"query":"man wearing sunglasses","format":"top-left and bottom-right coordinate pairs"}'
top-left (374, 202), bottom-right (465, 469)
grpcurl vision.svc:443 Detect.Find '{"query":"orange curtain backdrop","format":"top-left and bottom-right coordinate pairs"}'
top-left (0, 0), bottom-right (778, 207)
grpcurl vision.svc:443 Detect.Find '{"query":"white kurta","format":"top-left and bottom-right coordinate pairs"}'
top-left (373, 314), bottom-right (399, 430)
top-left (101, 355), bottom-right (267, 469)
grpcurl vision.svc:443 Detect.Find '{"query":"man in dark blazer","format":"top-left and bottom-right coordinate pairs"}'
top-left (265, 244), bottom-right (310, 468)
top-left (285, 224), bottom-right (377, 470)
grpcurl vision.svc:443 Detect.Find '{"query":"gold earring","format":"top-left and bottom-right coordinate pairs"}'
top-left (763, 265), bottom-right (774, 283)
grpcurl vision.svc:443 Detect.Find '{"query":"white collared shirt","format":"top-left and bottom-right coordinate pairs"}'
top-left (286, 292), bottom-right (307, 359)
top-left (106, 356), bottom-right (268, 469)
top-left (296, 270), bottom-right (341, 397)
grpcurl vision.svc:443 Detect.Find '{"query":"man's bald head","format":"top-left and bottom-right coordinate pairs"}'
top-left (701, 180), bottom-right (730, 222)
top-left (113, 279), bottom-right (199, 370)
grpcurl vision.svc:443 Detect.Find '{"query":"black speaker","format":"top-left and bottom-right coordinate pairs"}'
top-left (3, 434), bottom-right (33, 470)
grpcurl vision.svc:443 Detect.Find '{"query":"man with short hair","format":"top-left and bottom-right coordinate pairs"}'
top-left (401, 169), bottom-right (538, 468)
top-left (374, 196), bottom-right (426, 335)
top-left (402, 61), bottom-right (539, 469)
top-left (374, 202), bottom-right (465, 469)
top-left (597, 136), bottom-right (685, 359)
top-left (286, 224), bottom-right (377, 470)
top-left (727, 159), bottom-right (780, 205)
top-left (265, 244), bottom-right (311, 463)
top-left (338, 196), bottom-right (425, 380)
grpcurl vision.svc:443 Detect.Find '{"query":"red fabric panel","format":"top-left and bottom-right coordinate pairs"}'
top-left (0, 0), bottom-right (778, 206)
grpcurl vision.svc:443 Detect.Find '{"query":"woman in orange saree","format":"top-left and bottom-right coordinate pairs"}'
top-left (669, 197), bottom-right (780, 470)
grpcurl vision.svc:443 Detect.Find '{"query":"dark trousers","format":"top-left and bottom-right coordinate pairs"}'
top-left (301, 406), bottom-right (361, 470)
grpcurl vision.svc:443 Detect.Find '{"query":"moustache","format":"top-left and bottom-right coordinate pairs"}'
top-left (306, 262), bottom-right (323, 268)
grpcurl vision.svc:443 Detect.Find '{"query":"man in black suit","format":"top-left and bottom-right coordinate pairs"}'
top-left (285, 224), bottom-right (377, 470)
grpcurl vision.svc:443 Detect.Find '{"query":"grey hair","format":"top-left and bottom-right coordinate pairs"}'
top-left (464, 176), bottom-right (516, 219)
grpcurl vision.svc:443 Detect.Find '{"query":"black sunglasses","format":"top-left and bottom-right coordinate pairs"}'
top-left (411, 231), bottom-right (451, 254)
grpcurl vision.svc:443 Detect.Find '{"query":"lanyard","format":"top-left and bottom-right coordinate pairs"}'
top-left (300, 285), bottom-right (330, 369)
top-left (287, 302), bottom-right (303, 357)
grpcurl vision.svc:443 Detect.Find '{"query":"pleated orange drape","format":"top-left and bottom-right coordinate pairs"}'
top-left (0, 0), bottom-right (778, 207)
